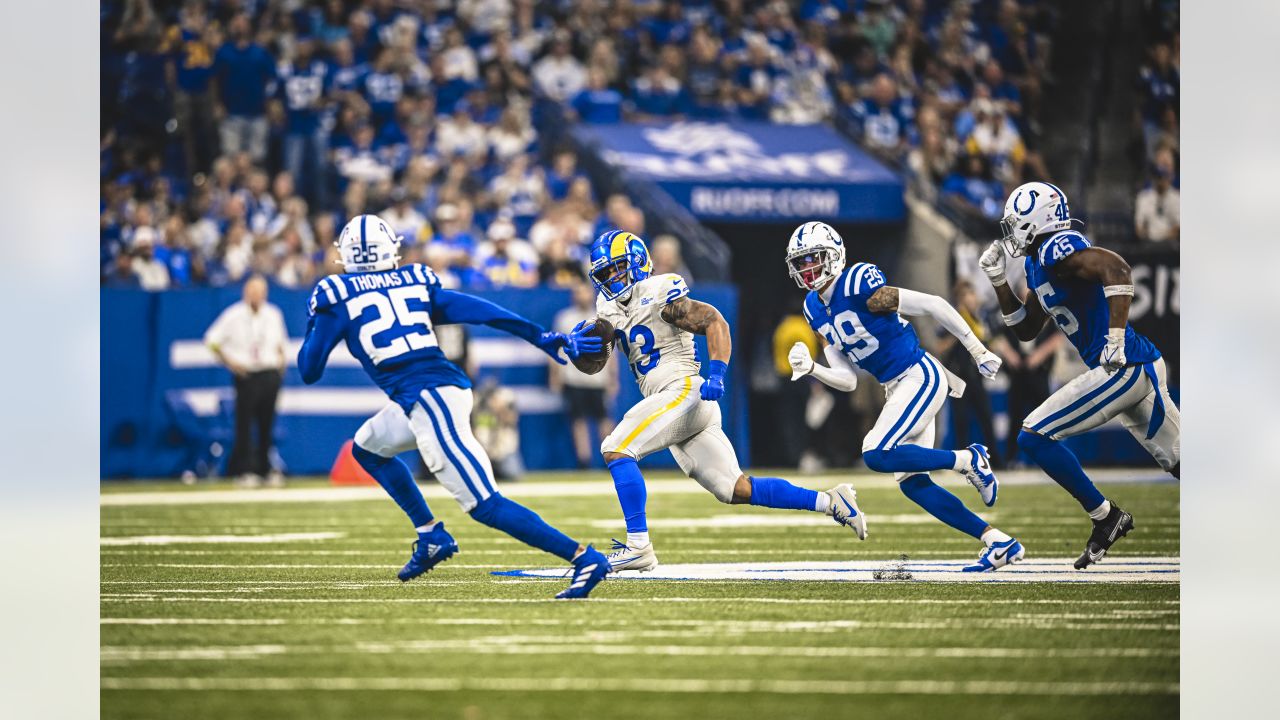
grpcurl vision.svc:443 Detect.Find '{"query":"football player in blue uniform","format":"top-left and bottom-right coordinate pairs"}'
top-left (785, 222), bottom-right (1024, 572)
top-left (978, 182), bottom-right (1180, 569)
top-left (297, 215), bottom-right (610, 598)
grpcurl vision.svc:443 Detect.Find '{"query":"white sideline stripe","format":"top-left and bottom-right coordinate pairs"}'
top-left (100, 676), bottom-right (1178, 696)
top-left (175, 384), bottom-right (560, 417)
top-left (100, 470), bottom-right (1171, 506)
top-left (104, 597), bottom-right (1182, 607)
top-left (100, 642), bottom-right (1178, 663)
top-left (505, 558), bottom-right (1181, 585)
top-left (603, 513), bottom-right (957, 529)
top-left (100, 532), bottom-right (344, 547)
top-left (170, 337), bottom-right (543, 370)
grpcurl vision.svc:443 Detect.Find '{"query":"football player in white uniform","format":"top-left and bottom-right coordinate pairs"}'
top-left (585, 231), bottom-right (867, 572)
top-left (784, 221), bottom-right (1024, 572)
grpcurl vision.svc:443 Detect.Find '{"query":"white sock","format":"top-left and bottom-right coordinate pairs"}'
top-left (626, 532), bottom-right (650, 548)
top-left (815, 492), bottom-right (832, 514)
top-left (1088, 500), bottom-right (1112, 521)
top-left (952, 449), bottom-right (972, 472)
top-left (415, 521), bottom-right (439, 533)
top-left (981, 527), bottom-right (1012, 546)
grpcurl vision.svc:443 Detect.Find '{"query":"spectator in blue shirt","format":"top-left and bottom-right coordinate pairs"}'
top-left (275, 36), bottom-right (331, 206)
top-left (165, 3), bottom-right (217, 173)
top-left (642, 2), bottom-right (692, 47)
top-left (734, 40), bottom-right (778, 120)
top-left (799, 0), bottom-right (848, 26)
top-left (628, 65), bottom-right (690, 121)
top-left (362, 48), bottom-right (406, 127)
top-left (941, 153), bottom-right (1005, 221)
top-left (545, 150), bottom-right (588, 201)
top-left (214, 13), bottom-right (276, 162)
top-left (570, 68), bottom-right (623, 123)
top-left (849, 73), bottom-right (915, 160)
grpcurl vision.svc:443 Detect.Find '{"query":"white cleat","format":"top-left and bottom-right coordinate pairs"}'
top-left (960, 444), bottom-right (999, 507)
top-left (605, 539), bottom-right (659, 573)
top-left (827, 484), bottom-right (868, 540)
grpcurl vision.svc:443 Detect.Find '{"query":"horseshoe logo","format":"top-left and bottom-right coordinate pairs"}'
top-left (1013, 189), bottom-right (1040, 215)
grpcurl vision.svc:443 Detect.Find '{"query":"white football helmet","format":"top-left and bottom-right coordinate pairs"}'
top-left (785, 221), bottom-right (846, 291)
top-left (999, 181), bottom-right (1072, 257)
top-left (336, 214), bottom-right (402, 273)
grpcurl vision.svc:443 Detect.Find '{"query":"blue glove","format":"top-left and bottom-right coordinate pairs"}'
top-left (567, 321), bottom-right (604, 357)
top-left (700, 360), bottom-right (728, 401)
top-left (537, 323), bottom-right (603, 365)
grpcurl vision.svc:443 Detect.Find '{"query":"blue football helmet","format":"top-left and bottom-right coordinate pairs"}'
top-left (589, 230), bottom-right (653, 301)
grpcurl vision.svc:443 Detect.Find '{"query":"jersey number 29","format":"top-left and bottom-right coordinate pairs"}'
top-left (347, 285), bottom-right (437, 364)
top-left (819, 310), bottom-right (880, 362)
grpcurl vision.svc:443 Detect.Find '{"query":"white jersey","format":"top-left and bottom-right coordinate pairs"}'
top-left (596, 273), bottom-right (701, 397)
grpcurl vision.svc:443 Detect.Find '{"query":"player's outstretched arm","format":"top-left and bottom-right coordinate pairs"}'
top-left (879, 287), bottom-right (1003, 379)
top-left (431, 289), bottom-right (601, 364)
top-left (662, 296), bottom-right (731, 400)
top-left (298, 310), bottom-right (346, 384)
top-left (1054, 247), bottom-right (1134, 370)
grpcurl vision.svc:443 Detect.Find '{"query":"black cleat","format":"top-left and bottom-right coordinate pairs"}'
top-left (1074, 505), bottom-right (1135, 569)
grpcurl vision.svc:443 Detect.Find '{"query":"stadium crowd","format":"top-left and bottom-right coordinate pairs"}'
top-left (1132, 7), bottom-right (1178, 244)
top-left (102, 0), bottom-right (1063, 291)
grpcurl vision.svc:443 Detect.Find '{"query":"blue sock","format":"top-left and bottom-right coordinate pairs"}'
top-left (469, 494), bottom-right (580, 562)
top-left (608, 457), bottom-right (648, 533)
top-left (1018, 429), bottom-right (1105, 512)
top-left (899, 473), bottom-right (988, 539)
top-left (863, 445), bottom-right (957, 474)
top-left (352, 444), bottom-right (433, 528)
top-left (749, 477), bottom-right (820, 511)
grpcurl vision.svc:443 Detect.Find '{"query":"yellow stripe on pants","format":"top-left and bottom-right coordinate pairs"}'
top-left (616, 376), bottom-right (694, 452)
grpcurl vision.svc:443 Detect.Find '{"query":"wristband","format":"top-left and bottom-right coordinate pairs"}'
top-left (1103, 284), bottom-right (1135, 298)
top-left (960, 331), bottom-right (986, 357)
top-left (988, 273), bottom-right (1008, 287)
top-left (1002, 306), bottom-right (1027, 326)
top-left (706, 360), bottom-right (728, 379)
top-left (1107, 328), bottom-right (1126, 341)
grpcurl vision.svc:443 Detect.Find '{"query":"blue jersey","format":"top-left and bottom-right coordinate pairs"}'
top-left (1025, 231), bottom-right (1160, 369)
top-left (299, 264), bottom-right (550, 412)
top-left (307, 265), bottom-right (470, 410)
top-left (803, 263), bottom-right (924, 383)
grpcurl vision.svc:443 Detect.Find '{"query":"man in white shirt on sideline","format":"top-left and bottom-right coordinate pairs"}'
top-left (1134, 157), bottom-right (1180, 243)
top-left (204, 275), bottom-right (289, 487)
top-left (549, 281), bottom-right (617, 469)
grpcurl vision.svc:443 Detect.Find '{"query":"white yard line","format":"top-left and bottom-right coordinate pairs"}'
top-left (99, 676), bottom-right (1178, 696)
top-left (101, 470), bottom-right (1174, 507)
top-left (100, 532), bottom-right (344, 546)
top-left (100, 642), bottom-right (1178, 663)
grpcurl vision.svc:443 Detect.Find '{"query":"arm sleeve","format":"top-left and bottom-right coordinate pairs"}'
top-left (297, 309), bottom-right (346, 385)
top-left (809, 343), bottom-right (858, 393)
top-left (430, 289), bottom-right (545, 344)
top-left (896, 288), bottom-right (986, 356)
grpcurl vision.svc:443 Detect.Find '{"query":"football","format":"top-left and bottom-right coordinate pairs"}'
top-left (571, 317), bottom-right (614, 374)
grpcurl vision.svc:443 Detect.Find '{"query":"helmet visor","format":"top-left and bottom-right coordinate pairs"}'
top-left (788, 251), bottom-right (828, 288)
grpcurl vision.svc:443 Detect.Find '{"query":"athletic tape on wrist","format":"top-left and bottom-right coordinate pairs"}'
top-left (1103, 284), bottom-right (1135, 298)
top-left (1002, 306), bottom-right (1026, 326)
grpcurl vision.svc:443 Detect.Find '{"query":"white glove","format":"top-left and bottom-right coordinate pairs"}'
top-left (1100, 329), bottom-right (1126, 373)
top-left (979, 241), bottom-right (1008, 287)
top-left (788, 342), bottom-right (815, 380)
top-left (971, 348), bottom-right (1003, 380)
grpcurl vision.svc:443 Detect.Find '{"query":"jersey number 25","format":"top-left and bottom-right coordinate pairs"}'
top-left (347, 285), bottom-right (437, 364)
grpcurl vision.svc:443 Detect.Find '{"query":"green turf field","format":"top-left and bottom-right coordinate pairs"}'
top-left (101, 471), bottom-right (1179, 719)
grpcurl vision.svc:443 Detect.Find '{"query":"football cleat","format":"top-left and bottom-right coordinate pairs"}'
top-left (960, 444), bottom-right (999, 507)
top-left (1075, 504), bottom-right (1135, 569)
top-left (556, 545), bottom-right (610, 599)
top-left (397, 523), bottom-right (459, 582)
top-left (827, 484), bottom-right (868, 540)
top-left (605, 538), bottom-right (659, 573)
top-left (962, 537), bottom-right (1025, 572)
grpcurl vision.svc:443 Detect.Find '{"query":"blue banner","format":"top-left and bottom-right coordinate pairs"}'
top-left (574, 121), bottom-right (904, 222)
top-left (101, 284), bottom-right (746, 478)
